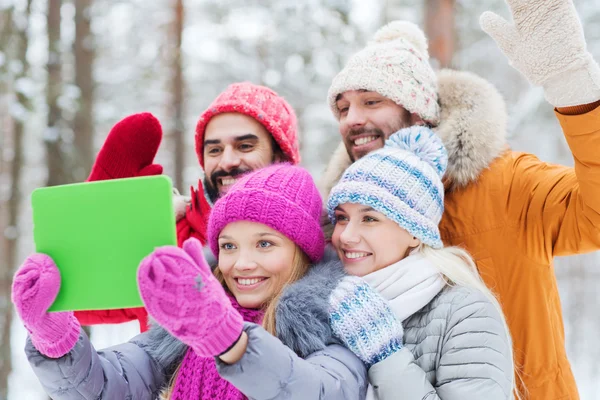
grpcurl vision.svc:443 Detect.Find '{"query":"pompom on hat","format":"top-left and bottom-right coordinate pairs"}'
top-left (327, 126), bottom-right (447, 248)
top-left (328, 21), bottom-right (440, 125)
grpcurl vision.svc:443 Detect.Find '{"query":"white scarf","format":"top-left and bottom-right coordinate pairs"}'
top-left (363, 253), bottom-right (446, 322)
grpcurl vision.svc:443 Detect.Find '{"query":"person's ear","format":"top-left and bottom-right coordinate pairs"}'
top-left (409, 113), bottom-right (426, 126)
top-left (409, 236), bottom-right (421, 248)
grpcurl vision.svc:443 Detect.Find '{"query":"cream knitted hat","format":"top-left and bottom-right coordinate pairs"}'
top-left (328, 21), bottom-right (440, 125)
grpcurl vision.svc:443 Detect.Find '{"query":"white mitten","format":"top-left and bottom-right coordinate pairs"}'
top-left (480, 0), bottom-right (600, 107)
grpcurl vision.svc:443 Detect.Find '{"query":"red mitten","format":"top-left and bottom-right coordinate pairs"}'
top-left (87, 113), bottom-right (163, 182)
top-left (176, 180), bottom-right (211, 247)
top-left (77, 112), bottom-right (162, 332)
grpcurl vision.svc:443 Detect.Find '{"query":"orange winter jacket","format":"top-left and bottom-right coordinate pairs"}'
top-left (439, 105), bottom-right (600, 399)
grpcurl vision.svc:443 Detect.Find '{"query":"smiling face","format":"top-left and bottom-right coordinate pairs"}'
top-left (331, 203), bottom-right (421, 277)
top-left (217, 221), bottom-right (299, 309)
top-left (336, 90), bottom-right (424, 161)
top-left (203, 113), bottom-right (281, 202)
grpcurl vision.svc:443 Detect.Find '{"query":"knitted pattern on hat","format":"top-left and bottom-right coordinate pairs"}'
top-left (195, 82), bottom-right (300, 167)
top-left (329, 276), bottom-right (403, 368)
top-left (327, 126), bottom-right (447, 248)
top-left (208, 164), bottom-right (325, 262)
top-left (328, 21), bottom-right (440, 125)
top-left (170, 294), bottom-right (264, 400)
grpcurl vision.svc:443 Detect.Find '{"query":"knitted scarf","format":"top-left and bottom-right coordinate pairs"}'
top-left (170, 296), bottom-right (264, 400)
top-left (363, 253), bottom-right (446, 322)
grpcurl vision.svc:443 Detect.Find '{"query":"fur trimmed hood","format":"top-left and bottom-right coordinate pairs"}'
top-left (320, 69), bottom-right (508, 198)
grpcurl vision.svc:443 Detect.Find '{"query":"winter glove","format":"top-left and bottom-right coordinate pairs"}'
top-left (138, 237), bottom-right (244, 357)
top-left (480, 0), bottom-right (600, 107)
top-left (328, 276), bottom-right (404, 368)
top-left (11, 254), bottom-right (81, 358)
top-left (176, 179), bottom-right (211, 247)
top-left (87, 112), bottom-right (164, 182)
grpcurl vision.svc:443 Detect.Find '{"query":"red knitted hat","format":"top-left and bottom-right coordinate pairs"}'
top-left (195, 82), bottom-right (300, 167)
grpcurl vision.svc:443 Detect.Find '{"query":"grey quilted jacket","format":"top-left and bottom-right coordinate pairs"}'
top-left (24, 260), bottom-right (368, 400)
top-left (368, 285), bottom-right (514, 400)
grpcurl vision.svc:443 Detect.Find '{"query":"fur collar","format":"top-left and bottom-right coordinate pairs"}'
top-left (145, 252), bottom-right (346, 371)
top-left (275, 255), bottom-right (346, 357)
top-left (319, 69), bottom-right (508, 197)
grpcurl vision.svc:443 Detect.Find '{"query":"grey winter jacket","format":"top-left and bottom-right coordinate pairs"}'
top-left (25, 260), bottom-right (368, 400)
top-left (368, 285), bottom-right (514, 400)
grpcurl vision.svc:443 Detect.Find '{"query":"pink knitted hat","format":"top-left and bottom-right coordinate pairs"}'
top-left (195, 82), bottom-right (300, 167)
top-left (208, 164), bottom-right (324, 262)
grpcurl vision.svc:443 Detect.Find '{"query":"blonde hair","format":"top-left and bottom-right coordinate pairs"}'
top-left (161, 245), bottom-right (311, 399)
top-left (417, 245), bottom-right (523, 399)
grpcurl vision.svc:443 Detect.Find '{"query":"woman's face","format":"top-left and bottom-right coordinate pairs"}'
top-left (331, 203), bottom-right (420, 277)
top-left (218, 221), bottom-right (296, 309)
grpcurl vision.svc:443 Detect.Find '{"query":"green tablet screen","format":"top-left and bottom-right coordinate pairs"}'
top-left (32, 175), bottom-right (176, 312)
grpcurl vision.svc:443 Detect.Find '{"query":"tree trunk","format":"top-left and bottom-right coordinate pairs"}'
top-left (424, 0), bottom-right (455, 68)
top-left (73, 0), bottom-right (95, 181)
top-left (46, 0), bottom-right (67, 187)
top-left (170, 0), bottom-right (185, 190)
top-left (0, 1), bottom-right (32, 397)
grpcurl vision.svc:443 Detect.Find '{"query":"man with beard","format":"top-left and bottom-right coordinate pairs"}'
top-left (321, 1), bottom-right (600, 399)
top-left (176, 82), bottom-right (301, 247)
top-left (76, 82), bottom-right (301, 332)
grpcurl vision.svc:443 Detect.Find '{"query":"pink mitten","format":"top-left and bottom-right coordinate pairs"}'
top-left (11, 254), bottom-right (81, 358)
top-left (138, 238), bottom-right (243, 357)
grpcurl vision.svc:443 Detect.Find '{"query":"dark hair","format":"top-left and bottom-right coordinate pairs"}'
top-left (270, 136), bottom-right (287, 162)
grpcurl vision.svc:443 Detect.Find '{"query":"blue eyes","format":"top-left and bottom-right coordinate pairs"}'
top-left (334, 214), bottom-right (378, 223)
top-left (219, 241), bottom-right (274, 250)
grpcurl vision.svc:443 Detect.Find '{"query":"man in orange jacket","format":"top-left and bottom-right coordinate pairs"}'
top-left (322, 0), bottom-right (599, 398)
top-left (76, 83), bottom-right (301, 332)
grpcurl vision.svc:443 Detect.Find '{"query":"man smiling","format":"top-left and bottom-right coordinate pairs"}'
top-left (177, 82), bottom-right (301, 246)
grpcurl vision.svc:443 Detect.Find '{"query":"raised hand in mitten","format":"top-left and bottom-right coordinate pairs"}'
top-left (87, 112), bottom-right (164, 181)
top-left (176, 179), bottom-right (212, 246)
top-left (11, 254), bottom-right (81, 358)
top-left (480, 0), bottom-right (600, 106)
top-left (138, 237), bottom-right (243, 357)
top-left (329, 276), bottom-right (403, 368)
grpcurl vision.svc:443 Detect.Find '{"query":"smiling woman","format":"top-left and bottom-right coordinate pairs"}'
top-left (215, 221), bottom-right (310, 311)
top-left (326, 126), bottom-right (516, 399)
top-left (332, 204), bottom-right (420, 276)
